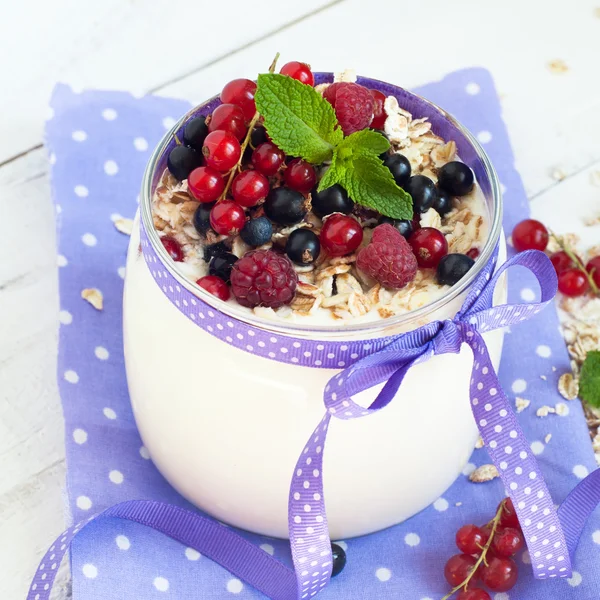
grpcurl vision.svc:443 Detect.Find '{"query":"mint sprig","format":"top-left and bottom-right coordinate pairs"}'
top-left (255, 73), bottom-right (343, 164)
top-left (580, 350), bottom-right (600, 408)
top-left (255, 73), bottom-right (413, 220)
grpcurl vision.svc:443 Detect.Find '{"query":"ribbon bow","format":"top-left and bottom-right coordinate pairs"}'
top-left (28, 247), bottom-right (600, 600)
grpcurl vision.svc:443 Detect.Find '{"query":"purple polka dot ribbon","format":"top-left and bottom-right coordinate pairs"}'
top-left (28, 227), bottom-right (600, 600)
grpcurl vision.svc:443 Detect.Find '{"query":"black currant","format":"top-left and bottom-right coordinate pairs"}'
top-left (250, 125), bottom-right (268, 148)
top-left (183, 116), bottom-right (209, 152)
top-left (331, 543), bottom-right (347, 577)
top-left (193, 202), bottom-right (215, 235)
top-left (405, 175), bottom-right (437, 213)
top-left (378, 216), bottom-right (414, 238)
top-left (240, 216), bottom-right (273, 247)
top-left (383, 153), bottom-right (411, 188)
top-left (203, 241), bottom-right (231, 263)
top-left (311, 184), bottom-right (354, 218)
top-left (285, 229), bottom-right (321, 265)
top-left (432, 187), bottom-right (454, 216)
top-left (436, 253), bottom-right (475, 286)
top-left (209, 252), bottom-right (238, 283)
top-left (167, 145), bottom-right (202, 181)
top-left (438, 161), bottom-right (474, 196)
top-left (264, 187), bottom-right (307, 225)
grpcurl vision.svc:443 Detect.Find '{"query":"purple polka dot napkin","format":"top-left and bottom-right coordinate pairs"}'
top-left (45, 69), bottom-right (600, 599)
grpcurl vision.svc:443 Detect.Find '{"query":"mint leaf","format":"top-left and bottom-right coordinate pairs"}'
top-left (338, 129), bottom-right (390, 157)
top-left (580, 350), bottom-right (600, 408)
top-left (318, 149), bottom-right (413, 220)
top-left (255, 73), bottom-right (343, 164)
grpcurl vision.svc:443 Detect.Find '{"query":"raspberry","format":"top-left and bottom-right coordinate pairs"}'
top-left (230, 250), bottom-right (298, 308)
top-left (356, 224), bottom-right (417, 289)
top-left (323, 82), bottom-right (374, 135)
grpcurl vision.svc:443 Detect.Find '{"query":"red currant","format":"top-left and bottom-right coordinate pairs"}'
top-left (586, 256), bottom-right (600, 288)
top-left (320, 215), bottom-right (364, 257)
top-left (480, 556), bottom-right (518, 592)
top-left (512, 219), bottom-right (549, 252)
top-left (188, 166), bottom-right (224, 203)
top-left (232, 170), bottom-right (270, 207)
top-left (558, 268), bottom-right (589, 297)
top-left (252, 142), bottom-right (285, 176)
top-left (492, 527), bottom-right (524, 558)
top-left (161, 237), bottom-right (184, 262)
top-left (220, 78), bottom-right (257, 121)
top-left (498, 498), bottom-right (521, 530)
top-left (456, 525), bottom-right (488, 555)
top-left (284, 158), bottom-right (317, 193)
top-left (197, 275), bottom-right (230, 301)
top-left (444, 554), bottom-right (479, 588)
top-left (457, 590), bottom-right (491, 600)
top-left (409, 227), bottom-right (448, 268)
top-left (231, 170), bottom-right (269, 208)
top-left (202, 130), bottom-right (241, 172)
top-left (370, 89), bottom-right (387, 129)
top-left (208, 103), bottom-right (247, 141)
top-left (209, 200), bottom-right (246, 235)
top-left (459, 590), bottom-right (491, 600)
top-left (550, 250), bottom-right (577, 274)
top-left (280, 61), bottom-right (315, 86)
top-left (467, 248), bottom-right (480, 260)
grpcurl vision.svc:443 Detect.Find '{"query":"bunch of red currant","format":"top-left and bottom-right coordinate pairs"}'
top-left (512, 219), bottom-right (600, 297)
top-left (442, 498), bottom-right (523, 600)
top-left (160, 59), bottom-right (387, 306)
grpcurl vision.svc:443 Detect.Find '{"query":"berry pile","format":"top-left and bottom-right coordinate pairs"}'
top-left (511, 219), bottom-right (599, 298)
top-left (159, 58), bottom-right (483, 311)
top-left (442, 498), bottom-right (523, 599)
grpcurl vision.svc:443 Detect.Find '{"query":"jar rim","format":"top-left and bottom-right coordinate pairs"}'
top-left (140, 73), bottom-right (503, 337)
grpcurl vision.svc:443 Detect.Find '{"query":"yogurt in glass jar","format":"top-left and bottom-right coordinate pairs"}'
top-left (123, 73), bottom-right (505, 539)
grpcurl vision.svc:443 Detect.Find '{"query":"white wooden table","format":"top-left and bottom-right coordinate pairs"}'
top-left (2, 1), bottom-right (599, 597)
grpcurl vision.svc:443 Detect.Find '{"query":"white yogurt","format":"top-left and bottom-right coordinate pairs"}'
top-left (123, 218), bottom-right (507, 539)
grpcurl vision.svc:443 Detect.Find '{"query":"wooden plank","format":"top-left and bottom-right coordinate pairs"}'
top-left (0, 148), bottom-right (66, 598)
top-left (0, 0), bottom-right (341, 165)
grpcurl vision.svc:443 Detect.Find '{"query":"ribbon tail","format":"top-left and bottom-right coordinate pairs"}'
top-left (27, 501), bottom-right (298, 600)
top-left (465, 327), bottom-right (572, 579)
top-left (288, 413), bottom-right (334, 599)
top-left (558, 467), bottom-right (600, 559)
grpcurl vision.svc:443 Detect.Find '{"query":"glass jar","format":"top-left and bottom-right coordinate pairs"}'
top-left (123, 75), bottom-right (505, 540)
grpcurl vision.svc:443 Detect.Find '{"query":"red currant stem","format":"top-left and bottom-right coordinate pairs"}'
top-left (217, 54), bottom-right (280, 203)
top-left (549, 230), bottom-right (599, 295)
top-left (440, 503), bottom-right (505, 600)
top-left (218, 110), bottom-right (262, 202)
top-left (173, 134), bottom-right (182, 146)
top-left (268, 52), bottom-right (281, 74)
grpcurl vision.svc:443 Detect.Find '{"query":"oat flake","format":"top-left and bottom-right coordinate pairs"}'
top-left (114, 217), bottom-right (134, 235)
top-left (82, 288), bottom-right (104, 310)
top-left (469, 464), bottom-right (500, 483)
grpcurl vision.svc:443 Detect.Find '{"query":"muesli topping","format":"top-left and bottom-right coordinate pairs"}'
top-left (151, 57), bottom-right (488, 323)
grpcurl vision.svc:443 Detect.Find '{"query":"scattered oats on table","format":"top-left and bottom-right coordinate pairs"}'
top-left (550, 167), bottom-right (567, 181)
top-left (545, 433), bottom-right (552, 444)
top-left (515, 396), bottom-right (530, 413)
top-left (547, 59), bottom-right (569, 74)
top-left (469, 464), bottom-right (500, 483)
top-left (537, 405), bottom-right (556, 417)
top-left (474, 436), bottom-right (484, 449)
top-left (555, 402), bottom-right (570, 417)
top-left (114, 217), bottom-right (134, 235)
top-left (558, 372), bottom-right (579, 400)
top-left (81, 288), bottom-right (104, 310)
